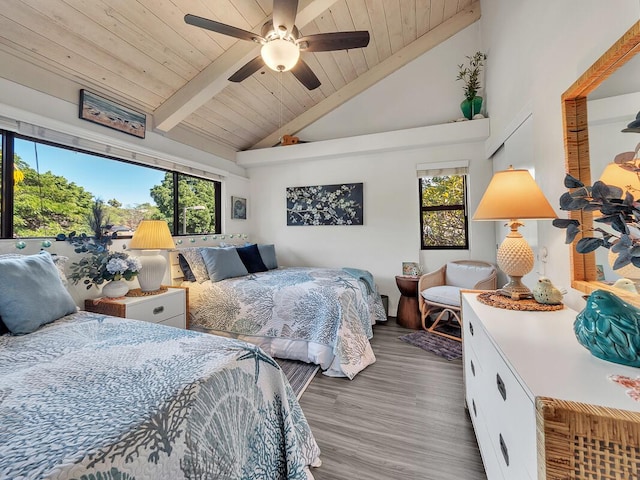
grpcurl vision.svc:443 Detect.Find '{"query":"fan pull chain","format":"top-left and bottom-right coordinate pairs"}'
top-left (279, 71), bottom-right (283, 144)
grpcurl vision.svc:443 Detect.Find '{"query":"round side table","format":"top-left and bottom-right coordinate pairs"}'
top-left (395, 275), bottom-right (421, 329)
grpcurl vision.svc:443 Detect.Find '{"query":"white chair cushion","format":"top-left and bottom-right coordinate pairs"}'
top-left (445, 262), bottom-right (494, 289)
top-left (421, 285), bottom-right (461, 307)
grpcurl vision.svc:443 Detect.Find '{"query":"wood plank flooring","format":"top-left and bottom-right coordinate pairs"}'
top-left (298, 318), bottom-right (487, 480)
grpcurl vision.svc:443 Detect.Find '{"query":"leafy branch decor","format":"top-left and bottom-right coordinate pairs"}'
top-left (456, 51), bottom-right (487, 120)
top-left (553, 172), bottom-right (640, 271)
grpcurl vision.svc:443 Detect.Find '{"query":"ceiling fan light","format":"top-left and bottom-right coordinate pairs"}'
top-left (261, 38), bottom-right (299, 72)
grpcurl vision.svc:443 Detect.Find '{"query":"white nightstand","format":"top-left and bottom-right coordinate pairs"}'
top-left (85, 286), bottom-right (188, 329)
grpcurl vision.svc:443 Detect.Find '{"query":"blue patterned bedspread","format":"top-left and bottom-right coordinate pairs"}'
top-left (188, 267), bottom-right (387, 379)
top-left (0, 311), bottom-right (320, 479)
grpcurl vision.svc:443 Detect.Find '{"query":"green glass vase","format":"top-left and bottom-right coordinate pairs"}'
top-left (460, 96), bottom-right (483, 120)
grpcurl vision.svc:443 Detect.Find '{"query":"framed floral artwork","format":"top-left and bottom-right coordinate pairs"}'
top-left (286, 183), bottom-right (363, 226)
top-left (231, 196), bottom-right (247, 220)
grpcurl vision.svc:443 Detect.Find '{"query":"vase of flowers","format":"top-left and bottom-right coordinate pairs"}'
top-left (456, 51), bottom-right (487, 119)
top-left (69, 248), bottom-right (142, 297)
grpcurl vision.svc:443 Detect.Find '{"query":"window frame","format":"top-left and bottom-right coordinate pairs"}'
top-left (0, 130), bottom-right (221, 239)
top-left (418, 174), bottom-right (469, 250)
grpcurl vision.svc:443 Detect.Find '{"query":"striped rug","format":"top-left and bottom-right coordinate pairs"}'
top-left (275, 358), bottom-right (320, 399)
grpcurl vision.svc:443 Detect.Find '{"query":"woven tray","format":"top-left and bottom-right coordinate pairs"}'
top-left (476, 291), bottom-right (564, 311)
top-left (126, 286), bottom-right (168, 297)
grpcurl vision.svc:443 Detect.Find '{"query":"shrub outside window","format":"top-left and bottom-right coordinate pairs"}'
top-left (419, 175), bottom-right (469, 249)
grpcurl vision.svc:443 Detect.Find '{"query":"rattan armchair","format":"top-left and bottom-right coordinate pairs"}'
top-left (418, 260), bottom-right (496, 341)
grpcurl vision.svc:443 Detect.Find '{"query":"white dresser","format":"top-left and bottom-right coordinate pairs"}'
top-left (461, 292), bottom-right (640, 480)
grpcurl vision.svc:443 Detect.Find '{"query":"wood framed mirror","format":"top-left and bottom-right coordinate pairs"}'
top-left (563, 20), bottom-right (640, 304)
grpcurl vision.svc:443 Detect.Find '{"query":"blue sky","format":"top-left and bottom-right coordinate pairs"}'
top-left (15, 139), bottom-right (165, 207)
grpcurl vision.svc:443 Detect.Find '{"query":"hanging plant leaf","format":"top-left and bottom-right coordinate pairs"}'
top-left (612, 251), bottom-right (632, 270)
top-left (592, 181), bottom-right (613, 200)
top-left (576, 237), bottom-right (605, 253)
top-left (614, 151), bottom-right (636, 165)
top-left (612, 234), bottom-right (633, 252)
top-left (565, 223), bottom-right (581, 244)
top-left (564, 173), bottom-right (584, 188)
top-left (552, 218), bottom-right (580, 228)
top-left (560, 192), bottom-right (590, 210)
top-left (611, 214), bottom-right (631, 235)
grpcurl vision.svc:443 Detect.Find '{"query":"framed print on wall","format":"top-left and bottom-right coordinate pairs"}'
top-left (79, 89), bottom-right (146, 138)
top-left (286, 182), bottom-right (363, 226)
top-left (231, 196), bottom-right (247, 220)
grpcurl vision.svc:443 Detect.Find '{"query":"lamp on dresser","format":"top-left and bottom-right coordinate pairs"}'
top-left (473, 166), bottom-right (556, 298)
top-left (128, 220), bottom-right (176, 292)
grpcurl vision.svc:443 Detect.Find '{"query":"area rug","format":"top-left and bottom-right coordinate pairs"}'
top-left (399, 331), bottom-right (463, 360)
top-left (275, 358), bottom-right (320, 399)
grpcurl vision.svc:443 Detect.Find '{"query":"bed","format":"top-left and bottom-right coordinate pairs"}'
top-left (0, 251), bottom-right (321, 479)
top-left (178, 245), bottom-right (387, 379)
top-left (0, 312), bottom-right (321, 479)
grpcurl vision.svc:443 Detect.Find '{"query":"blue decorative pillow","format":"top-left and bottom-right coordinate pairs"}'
top-left (178, 253), bottom-right (197, 282)
top-left (236, 244), bottom-right (268, 273)
top-left (201, 247), bottom-right (249, 282)
top-left (257, 244), bottom-right (278, 270)
top-left (0, 251), bottom-right (77, 335)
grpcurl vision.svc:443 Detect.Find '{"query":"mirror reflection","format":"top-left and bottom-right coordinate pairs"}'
top-left (588, 53), bottom-right (640, 291)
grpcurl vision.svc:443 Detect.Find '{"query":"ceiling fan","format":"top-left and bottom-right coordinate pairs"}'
top-left (184, 0), bottom-right (370, 90)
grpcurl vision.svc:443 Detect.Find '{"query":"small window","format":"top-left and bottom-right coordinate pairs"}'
top-left (419, 175), bottom-right (469, 249)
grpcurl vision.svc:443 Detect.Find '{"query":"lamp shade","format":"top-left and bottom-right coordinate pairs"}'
top-left (473, 168), bottom-right (557, 220)
top-left (261, 38), bottom-right (300, 72)
top-left (599, 163), bottom-right (640, 194)
top-left (128, 220), bottom-right (175, 250)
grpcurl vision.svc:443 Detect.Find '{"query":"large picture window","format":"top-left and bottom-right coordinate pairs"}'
top-left (1, 131), bottom-right (221, 238)
top-left (419, 175), bottom-right (469, 249)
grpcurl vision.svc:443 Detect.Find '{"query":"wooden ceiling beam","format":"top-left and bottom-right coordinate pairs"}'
top-left (152, 0), bottom-right (338, 133)
top-left (251, 0), bottom-right (481, 149)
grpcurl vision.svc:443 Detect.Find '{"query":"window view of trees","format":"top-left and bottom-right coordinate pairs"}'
top-left (420, 175), bottom-right (468, 249)
top-left (1, 133), bottom-right (220, 239)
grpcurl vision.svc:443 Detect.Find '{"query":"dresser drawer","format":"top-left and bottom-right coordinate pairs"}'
top-left (158, 314), bottom-right (186, 329)
top-left (481, 349), bottom-right (537, 479)
top-left (126, 291), bottom-right (184, 323)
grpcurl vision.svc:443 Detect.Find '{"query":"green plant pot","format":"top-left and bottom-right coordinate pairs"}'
top-left (460, 96), bottom-right (483, 120)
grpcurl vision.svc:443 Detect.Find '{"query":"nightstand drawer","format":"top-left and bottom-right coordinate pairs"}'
top-left (159, 314), bottom-right (186, 329)
top-left (126, 291), bottom-right (184, 323)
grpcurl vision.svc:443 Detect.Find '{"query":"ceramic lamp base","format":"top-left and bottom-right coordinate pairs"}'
top-left (497, 230), bottom-right (534, 298)
top-left (136, 250), bottom-right (167, 292)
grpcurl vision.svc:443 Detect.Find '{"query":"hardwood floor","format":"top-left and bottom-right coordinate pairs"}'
top-left (298, 318), bottom-right (487, 480)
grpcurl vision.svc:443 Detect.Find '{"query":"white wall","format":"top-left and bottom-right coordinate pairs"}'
top-left (298, 22), bottom-right (483, 141)
top-left (246, 120), bottom-right (495, 316)
top-left (480, 0), bottom-right (640, 309)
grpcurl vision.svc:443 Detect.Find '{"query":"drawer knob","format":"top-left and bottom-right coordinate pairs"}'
top-left (153, 306), bottom-right (165, 315)
top-left (469, 321), bottom-right (474, 335)
top-left (496, 373), bottom-right (507, 401)
top-left (470, 359), bottom-right (476, 376)
top-left (499, 433), bottom-right (510, 466)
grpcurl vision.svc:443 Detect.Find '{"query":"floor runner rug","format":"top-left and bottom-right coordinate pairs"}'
top-left (399, 330), bottom-right (463, 360)
top-left (275, 358), bottom-right (320, 399)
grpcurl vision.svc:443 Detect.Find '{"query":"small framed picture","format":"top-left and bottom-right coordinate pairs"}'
top-left (231, 196), bottom-right (247, 220)
top-left (402, 262), bottom-right (421, 276)
top-left (79, 89), bottom-right (146, 138)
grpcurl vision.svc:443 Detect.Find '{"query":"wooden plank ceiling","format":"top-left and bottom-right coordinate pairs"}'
top-left (0, 0), bottom-right (480, 159)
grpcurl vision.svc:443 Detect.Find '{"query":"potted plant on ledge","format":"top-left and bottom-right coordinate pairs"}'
top-left (457, 51), bottom-right (487, 120)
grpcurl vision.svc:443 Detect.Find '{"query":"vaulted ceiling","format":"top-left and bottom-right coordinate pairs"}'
top-left (0, 0), bottom-right (480, 161)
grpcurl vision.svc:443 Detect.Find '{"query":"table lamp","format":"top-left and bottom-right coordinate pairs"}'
top-left (128, 220), bottom-right (176, 292)
top-left (473, 166), bottom-right (557, 298)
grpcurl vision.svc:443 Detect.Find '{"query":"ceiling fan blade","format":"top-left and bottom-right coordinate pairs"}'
top-left (291, 59), bottom-right (321, 90)
top-left (272, 0), bottom-right (298, 34)
top-left (185, 14), bottom-right (264, 43)
top-left (298, 31), bottom-right (370, 52)
top-left (228, 56), bottom-right (265, 82)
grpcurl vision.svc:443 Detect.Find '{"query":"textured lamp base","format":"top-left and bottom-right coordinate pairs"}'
top-left (136, 250), bottom-right (167, 292)
top-left (497, 226), bottom-right (534, 299)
